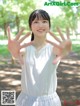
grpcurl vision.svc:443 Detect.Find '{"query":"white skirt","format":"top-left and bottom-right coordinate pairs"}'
top-left (16, 92), bottom-right (61, 106)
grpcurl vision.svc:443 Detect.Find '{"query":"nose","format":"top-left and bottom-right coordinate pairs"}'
top-left (38, 22), bottom-right (43, 27)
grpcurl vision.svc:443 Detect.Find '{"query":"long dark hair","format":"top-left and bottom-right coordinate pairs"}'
top-left (28, 9), bottom-right (51, 41)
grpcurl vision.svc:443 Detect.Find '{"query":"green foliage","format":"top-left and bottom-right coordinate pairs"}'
top-left (75, 0), bottom-right (80, 2)
top-left (60, 6), bottom-right (76, 30)
top-left (0, 45), bottom-right (10, 57)
top-left (51, 0), bottom-right (80, 34)
top-left (72, 44), bottom-right (80, 55)
top-left (51, 15), bottom-right (69, 31)
top-left (0, 0), bottom-right (36, 35)
top-left (0, 35), bottom-right (7, 40)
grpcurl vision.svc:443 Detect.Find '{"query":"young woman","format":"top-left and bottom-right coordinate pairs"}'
top-left (7, 9), bottom-right (72, 106)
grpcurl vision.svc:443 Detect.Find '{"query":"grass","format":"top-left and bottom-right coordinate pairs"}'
top-left (72, 44), bottom-right (80, 55)
top-left (0, 35), bottom-right (8, 40)
top-left (0, 45), bottom-right (10, 57)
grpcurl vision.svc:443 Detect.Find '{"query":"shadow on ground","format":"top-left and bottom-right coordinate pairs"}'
top-left (0, 52), bottom-right (80, 106)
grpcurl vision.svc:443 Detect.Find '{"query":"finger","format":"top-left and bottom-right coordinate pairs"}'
top-left (46, 40), bottom-right (63, 50)
top-left (53, 55), bottom-right (62, 64)
top-left (18, 32), bottom-right (31, 43)
top-left (57, 27), bottom-right (65, 40)
top-left (7, 26), bottom-right (11, 40)
top-left (66, 27), bottom-right (70, 39)
top-left (20, 41), bottom-right (34, 49)
top-left (49, 31), bottom-right (61, 43)
top-left (15, 27), bottom-right (25, 40)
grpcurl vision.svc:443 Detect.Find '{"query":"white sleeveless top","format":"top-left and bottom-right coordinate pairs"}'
top-left (21, 43), bottom-right (59, 96)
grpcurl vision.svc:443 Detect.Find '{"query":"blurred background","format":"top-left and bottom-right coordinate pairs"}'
top-left (0, 0), bottom-right (80, 106)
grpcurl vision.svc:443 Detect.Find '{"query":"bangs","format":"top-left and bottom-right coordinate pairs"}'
top-left (32, 11), bottom-right (50, 21)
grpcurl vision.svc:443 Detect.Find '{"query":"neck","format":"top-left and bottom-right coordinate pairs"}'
top-left (33, 35), bottom-right (47, 50)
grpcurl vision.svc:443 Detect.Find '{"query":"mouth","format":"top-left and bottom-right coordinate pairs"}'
top-left (37, 29), bottom-right (45, 33)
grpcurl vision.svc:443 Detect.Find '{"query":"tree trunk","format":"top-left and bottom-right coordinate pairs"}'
top-left (3, 23), bottom-right (9, 36)
top-left (16, 15), bottom-right (20, 32)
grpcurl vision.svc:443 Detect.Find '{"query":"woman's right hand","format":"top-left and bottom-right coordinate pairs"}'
top-left (7, 26), bottom-right (33, 64)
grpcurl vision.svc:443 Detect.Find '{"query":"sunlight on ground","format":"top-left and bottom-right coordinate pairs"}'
top-left (0, 67), bottom-right (21, 87)
top-left (9, 80), bottom-right (21, 86)
top-left (1, 78), bottom-right (15, 82)
top-left (0, 69), bottom-right (21, 75)
top-left (61, 59), bottom-right (80, 65)
top-left (63, 70), bottom-right (76, 74)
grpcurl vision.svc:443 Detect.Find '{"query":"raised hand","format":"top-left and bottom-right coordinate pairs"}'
top-left (7, 26), bottom-right (33, 64)
top-left (46, 27), bottom-right (72, 64)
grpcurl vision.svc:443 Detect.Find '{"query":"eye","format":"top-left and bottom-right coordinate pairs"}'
top-left (42, 20), bottom-right (48, 23)
top-left (33, 21), bottom-right (38, 23)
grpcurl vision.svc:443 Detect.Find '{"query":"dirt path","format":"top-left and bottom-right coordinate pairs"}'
top-left (0, 52), bottom-right (80, 106)
top-left (57, 52), bottom-right (80, 106)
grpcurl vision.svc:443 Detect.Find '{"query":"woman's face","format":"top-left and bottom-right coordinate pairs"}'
top-left (31, 17), bottom-right (50, 38)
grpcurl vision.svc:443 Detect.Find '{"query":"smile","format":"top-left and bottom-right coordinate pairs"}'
top-left (37, 29), bottom-right (45, 32)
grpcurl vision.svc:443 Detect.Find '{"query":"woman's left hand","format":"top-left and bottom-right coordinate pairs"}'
top-left (46, 27), bottom-right (72, 64)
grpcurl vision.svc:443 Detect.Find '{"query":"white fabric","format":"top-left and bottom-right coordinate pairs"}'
top-left (16, 43), bottom-right (61, 106)
top-left (16, 92), bottom-right (61, 106)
